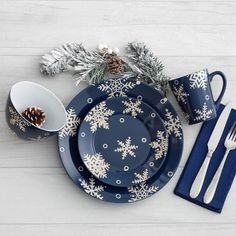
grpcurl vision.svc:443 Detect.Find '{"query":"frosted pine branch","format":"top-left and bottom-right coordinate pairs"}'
top-left (126, 42), bottom-right (169, 95)
top-left (40, 43), bottom-right (84, 76)
top-left (73, 49), bottom-right (107, 85)
top-left (40, 42), bottom-right (169, 94)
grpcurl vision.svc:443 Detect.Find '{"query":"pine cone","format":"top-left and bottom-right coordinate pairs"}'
top-left (21, 106), bottom-right (46, 127)
top-left (107, 55), bottom-right (124, 74)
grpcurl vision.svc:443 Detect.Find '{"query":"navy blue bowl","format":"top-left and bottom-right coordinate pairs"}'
top-left (6, 81), bottom-right (67, 141)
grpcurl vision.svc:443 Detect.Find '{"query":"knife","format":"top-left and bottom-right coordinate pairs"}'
top-left (190, 102), bottom-right (232, 199)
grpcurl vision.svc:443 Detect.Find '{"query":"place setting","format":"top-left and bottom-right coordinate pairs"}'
top-left (5, 42), bottom-right (236, 212)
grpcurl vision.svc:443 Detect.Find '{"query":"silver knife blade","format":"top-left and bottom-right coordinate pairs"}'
top-left (208, 102), bottom-right (232, 152)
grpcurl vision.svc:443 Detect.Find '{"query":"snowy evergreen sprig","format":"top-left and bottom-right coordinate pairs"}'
top-left (73, 48), bottom-right (107, 85)
top-left (40, 43), bottom-right (83, 76)
top-left (40, 43), bottom-right (108, 85)
top-left (40, 41), bottom-right (170, 94)
top-left (126, 42), bottom-right (169, 95)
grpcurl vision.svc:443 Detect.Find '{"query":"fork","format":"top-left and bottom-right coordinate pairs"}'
top-left (204, 121), bottom-right (236, 204)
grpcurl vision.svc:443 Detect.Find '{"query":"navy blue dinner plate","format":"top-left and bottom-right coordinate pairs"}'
top-left (58, 77), bottom-right (183, 203)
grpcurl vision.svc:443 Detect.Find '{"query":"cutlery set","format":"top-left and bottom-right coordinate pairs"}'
top-left (190, 103), bottom-right (234, 203)
top-left (204, 121), bottom-right (236, 204)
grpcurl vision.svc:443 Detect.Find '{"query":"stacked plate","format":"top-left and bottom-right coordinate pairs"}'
top-left (58, 77), bottom-right (183, 203)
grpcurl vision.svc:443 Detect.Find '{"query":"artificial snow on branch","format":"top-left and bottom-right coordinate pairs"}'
top-left (126, 42), bottom-right (169, 95)
top-left (73, 48), bottom-right (107, 85)
top-left (40, 43), bottom-right (83, 76)
top-left (40, 42), bottom-right (170, 95)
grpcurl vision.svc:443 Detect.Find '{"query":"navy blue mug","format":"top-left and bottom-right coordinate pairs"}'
top-left (6, 81), bottom-right (67, 140)
top-left (169, 69), bottom-right (227, 124)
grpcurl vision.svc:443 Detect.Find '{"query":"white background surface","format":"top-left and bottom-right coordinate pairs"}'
top-left (0, 1), bottom-right (235, 235)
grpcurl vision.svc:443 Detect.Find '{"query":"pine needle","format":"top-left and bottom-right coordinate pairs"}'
top-left (126, 42), bottom-right (169, 95)
top-left (40, 43), bottom-right (84, 76)
top-left (73, 48), bottom-right (107, 85)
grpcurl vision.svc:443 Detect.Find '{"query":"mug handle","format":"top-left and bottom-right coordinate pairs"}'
top-left (209, 71), bottom-right (227, 108)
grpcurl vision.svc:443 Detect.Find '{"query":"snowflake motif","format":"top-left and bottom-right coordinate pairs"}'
top-left (79, 176), bottom-right (106, 200)
top-left (84, 101), bottom-right (115, 133)
top-left (194, 102), bottom-right (213, 121)
top-left (114, 137), bottom-right (138, 159)
top-left (149, 131), bottom-right (168, 160)
top-left (83, 153), bottom-right (110, 179)
top-left (8, 107), bottom-right (31, 132)
top-left (172, 84), bottom-right (189, 104)
top-left (189, 70), bottom-right (208, 90)
top-left (58, 108), bottom-right (80, 139)
top-left (98, 78), bottom-right (138, 98)
top-left (128, 182), bottom-right (159, 202)
top-left (132, 169), bottom-right (149, 184)
top-left (164, 109), bottom-right (182, 139)
top-left (122, 99), bottom-right (143, 118)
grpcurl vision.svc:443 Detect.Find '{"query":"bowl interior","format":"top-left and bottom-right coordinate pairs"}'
top-left (10, 81), bottom-right (66, 132)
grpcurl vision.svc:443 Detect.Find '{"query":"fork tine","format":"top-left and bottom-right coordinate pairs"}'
top-left (232, 129), bottom-right (236, 141)
top-left (228, 122), bottom-right (236, 140)
top-left (233, 125), bottom-right (236, 141)
top-left (227, 122), bottom-right (235, 140)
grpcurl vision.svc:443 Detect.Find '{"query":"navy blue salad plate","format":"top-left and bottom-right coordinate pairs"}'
top-left (78, 96), bottom-right (168, 187)
top-left (58, 77), bottom-right (183, 203)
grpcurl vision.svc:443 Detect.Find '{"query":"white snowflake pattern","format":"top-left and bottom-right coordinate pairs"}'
top-left (132, 169), bottom-right (149, 184)
top-left (149, 131), bottom-right (168, 160)
top-left (114, 137), bottom-right (138, 159)
top-left (98, 78), bottom-right (138, 98)
top-left (83, 153), bottom-right (110, 179)
top-left (194, 102), bottom-right (213, 121)
top-left (189, 70), bottom-right (208, 90)
top-left (79, 176), bottom-right (106, 200)
top-left (122, 99), bottom-right (143, 118)
top-left (172, 84), bottom-right (189, 104)
top-left (58, 108), bottom-right (80, 139)
top-left (84, 101), bottom-right (115, 133)
top-left (8, 107), bottom-right (31, 132)
top-left (128, 182), bottom-right (159, 202)
top-left (164, 109), bottom-right (182, 139)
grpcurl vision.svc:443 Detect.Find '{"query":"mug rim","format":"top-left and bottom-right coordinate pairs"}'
top-left (9, 81), bottom-right (67, 132)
